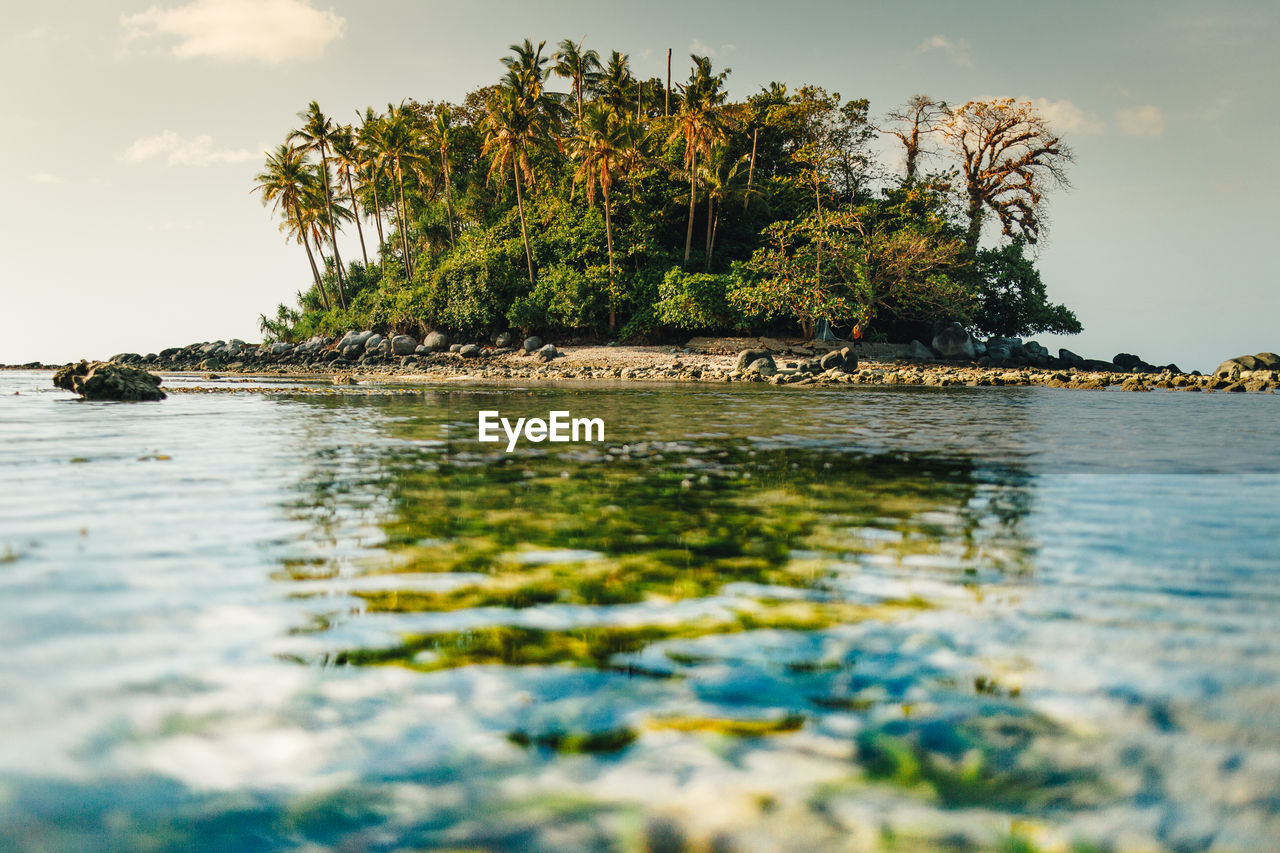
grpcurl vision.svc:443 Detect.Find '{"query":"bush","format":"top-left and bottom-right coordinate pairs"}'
top-left (507, 264), bottom-right (609, 333)
top-left (654, 268), bottom-right (738, 331)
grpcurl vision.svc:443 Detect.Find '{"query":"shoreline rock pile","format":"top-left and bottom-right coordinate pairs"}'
top-left (13, 330), bottom-right (1280, 395)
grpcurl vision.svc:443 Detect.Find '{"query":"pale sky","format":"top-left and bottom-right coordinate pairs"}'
top-left (3, 0), bottom-right (1277, 372)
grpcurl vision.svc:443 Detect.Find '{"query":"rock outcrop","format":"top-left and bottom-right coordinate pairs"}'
top-left (53, 361), bottom-right (166, 401)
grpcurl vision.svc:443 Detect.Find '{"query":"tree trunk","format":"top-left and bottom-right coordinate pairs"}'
top-left (295, 206), bottom-right (330, 310)
top-left (683, 147), bottom-right (697, 264)
top-left (395, 159), bottom-right (413, 278)
top-left (965, 190), bottom-right (983, 253)
top-left (317, 144), bottom-right (346, 308)
top-left (637, 80), bottom-right (642, 121)
top-left (370, 172), bottom-right (386, 251)
top-left (704, 193), bottom-right (713, 271)
top-left (603, 182), bottom-right (616, 330)
top-left (709, 208), bottom-right (720, 268)
top-left (665, 49), bottom-right (671, 116)
top-left (745, 127), bottom-right (758, 210)
top-left (441, 150), bottom-right (456, 248)
top-left (513, 156), bottom-right (535, 285)
top-left (346, 171), bottom-right (369, 267)
top-left (576, 62), bottom-right (583, 123)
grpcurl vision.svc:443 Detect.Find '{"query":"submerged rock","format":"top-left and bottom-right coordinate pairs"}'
top-left (53, 360), bottom-right (165, 401)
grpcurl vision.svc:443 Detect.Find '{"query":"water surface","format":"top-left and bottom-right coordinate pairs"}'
top-left (1, 371), bottom-right (1277, 851)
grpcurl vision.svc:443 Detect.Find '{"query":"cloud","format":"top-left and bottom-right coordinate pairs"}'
top-left (122, 0), bottom-right (344, 64)
top-left (688, 39), bottom-right (735, 59)
top-left (1030, 98), bottom-right (1104, 135)
top-left (917, 34), bottom-right (972, 67)
top-left (1115, 105), bottom-right (1164, 138)
top-left (28, 172), bottom-right (66, 185)
top-left (120, 131), bottom-right (261, 166)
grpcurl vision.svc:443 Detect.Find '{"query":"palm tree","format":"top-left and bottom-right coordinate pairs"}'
top-left (289, 102), bottom-right (347, 308)
top-left (329, 124), bottom-right (370, 267)
top-left (253, 143), bottom-right (331, 310)
top-left (369, 102), bottom-right (424, 278)
top-left (669, 55), bottom-right (730, 264)
top-left (593, 50), bottom-right (634, 115)
top-left (569, 102), bottom-right (641, 329)
top-left (553, 38), bottom-right (601, 124)
top-left (355, 108), bottom-right (388, 252)
top-left (429, 107), bottom-right (458, 248)
top-left (700, 144), bottom-right (758, 270)
top-left (484, 40), bottom-right (565, 286)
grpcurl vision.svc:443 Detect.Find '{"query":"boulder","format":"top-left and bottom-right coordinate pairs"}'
top-left (269, 342), bottom-right (292, 356)
top-left (53, 360), bottom-right (166, 401)
top-left (1213, 353), bottom-right (1280, 376)
top-left (906, 340), bottom-right (935, 361)
top-left (819, 346), bottom-right (858, 373)
top-left (536, 344), bottom-right (559, 361)
top-left (423, 331), bottom-right (449, 352)
top-left (1254, 352), bottom-right (1280, 370)
top-left (1112, 353), bottom-right (1143, 370)
top-left (523, 336), bottom-right (543, 354)
top-left (414, 345), bottom-right (428, 355)
top-left (391, 335), bottom-right (418, 356)
top-left (458, 344), bottom-right (483, 358)
top-left (931, 323), bottom-right (977, 360)
top-left (363, 333), bottom-right (385, 353)
top-left (449, 344), bottom-right (462, 353)
top-left (744, 358), bottom-right (777, 377)
top-left (1058, 348), bottom-right (1084, 366)
top-left (735, 349), bottom-right (774, 371)
top-left (494, 331), bottom-right (514, 348)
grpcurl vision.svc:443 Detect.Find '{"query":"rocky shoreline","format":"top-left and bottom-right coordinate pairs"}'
top-left (7, 330), bottom-right (1280, 394)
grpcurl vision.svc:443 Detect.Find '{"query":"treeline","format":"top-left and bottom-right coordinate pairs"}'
top-left (254, 39), bottom-right (1081, 343)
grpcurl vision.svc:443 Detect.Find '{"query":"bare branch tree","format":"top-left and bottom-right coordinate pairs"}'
top-left (879, 94), bottom-right (948, 183)
top-left (943, 98), bottom-right (1073, 252)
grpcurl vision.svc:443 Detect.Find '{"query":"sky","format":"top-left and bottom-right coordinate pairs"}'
top-left (2, 0), bottom-right (1277, 372)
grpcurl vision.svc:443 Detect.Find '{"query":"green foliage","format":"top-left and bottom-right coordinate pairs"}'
top-left (654, 268), bottom-right (738, 331)
top-left (258, 51), bottom-right (1082, 343)
top-left (968, 239), bottom-right (1083, 338)
top-left (507, 263), bottom-right (609, 332)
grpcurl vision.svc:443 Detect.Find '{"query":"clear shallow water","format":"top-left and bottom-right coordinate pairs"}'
top-left (1, 370), bottom-right (1278, 852)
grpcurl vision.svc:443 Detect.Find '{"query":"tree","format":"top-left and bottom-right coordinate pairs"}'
top-left (484, 39), bottom-right (564, 286)
top-left (354, 108), bottom-right (388, 252)
top-left (733, 204), bottom-right (969, 337)
top-left (253, 143), bottom-right (331, 310)
top-left (592, 50), bottom-right (635, 115)
top-left (880, 95), bottom-right (948, 184)
top-left (369, 102), bottom-right (424, 278)
top-left (968, 238), bottom-right (1082, 337)
top-left (289, 102), bottom-right (347, 308)
top-left (329, 124), bottom-right (370, 266)
top-left (569, 102), bottom-right (639, 329)
top-left (552, 38), bottom-right (601, 124)
top-left (670, 55), bottom-right (730, 264)
top-left (943, 98), bottom-right (1073, 251)
top-left (427, 107), bottom-right (458, 248)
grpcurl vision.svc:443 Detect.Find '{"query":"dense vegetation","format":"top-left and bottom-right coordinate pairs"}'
top-left (254, 39), bottom-right (1082, 344)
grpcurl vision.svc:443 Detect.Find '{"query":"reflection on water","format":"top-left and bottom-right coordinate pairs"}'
top-left (1, 372), bottom-right (1278, 851)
